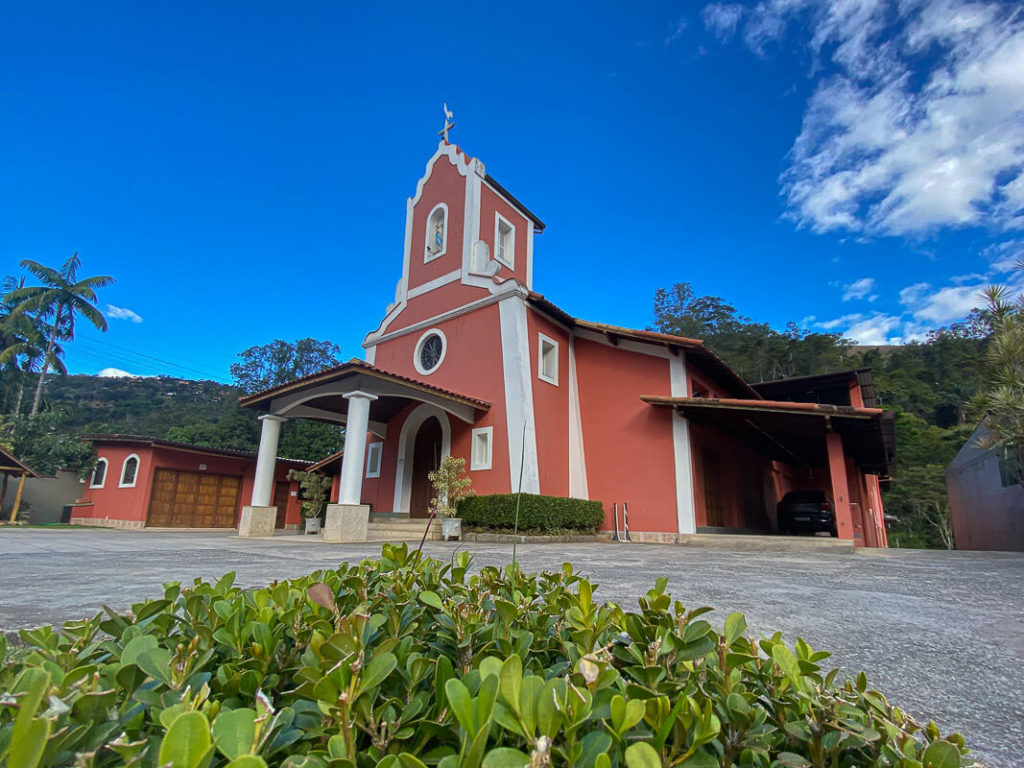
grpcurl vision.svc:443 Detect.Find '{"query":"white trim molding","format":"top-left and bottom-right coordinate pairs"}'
top-left (393, 403), bottom-right (452, 514)
top-left (537, 333), bottom-right (559, 386)
top-left (568, 335), bottom-right (589, 499)
top-left (494, 212), bottom-right (515, 269)
top-left (407, 268), bottom-right (461, 299)
top-left (423, 202), bottom-right (449, 263)
top-left (413, 328), bottom-right (447, 376)
top-left (89, 458), bottom-right (109, 489)
top-left (669, 355), bottom-right (697, 535)
top-left (118, 453), bottom-right (141, 488)
top-left (498, 296), bottom-right (540, 494)
top-left (471, 426), bottom-right (493, 471)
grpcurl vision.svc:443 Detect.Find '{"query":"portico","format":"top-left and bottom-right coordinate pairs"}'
top-left (237, 359), bottom-right (489, 539)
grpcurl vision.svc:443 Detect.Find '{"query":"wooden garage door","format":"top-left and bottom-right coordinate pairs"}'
top-left (148, 469), bottom-right (242, 528)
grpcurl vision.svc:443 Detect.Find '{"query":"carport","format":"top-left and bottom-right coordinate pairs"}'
top-left (0, 447), bottom-right (39, 523)
top-left (641, 396), bottom-right (895, 546)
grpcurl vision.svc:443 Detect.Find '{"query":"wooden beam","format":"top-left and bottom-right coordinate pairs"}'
top-left (9, 472), bottom-right (27, 523)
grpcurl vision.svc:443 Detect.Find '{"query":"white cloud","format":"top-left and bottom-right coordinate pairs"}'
top-left (841, 277), bottom-right (877, 301)
top-left (106, 304), bottom-right (143, 323)
top-left (982, 239), bottom-right (1024, 273)
top-left (711, 0), bottom-right (1024, 236)
top-left (98, 367), bottom-right (139, 378)
top-left (903, 283), bottom-right (987, 325)
top-left (665, 17), bottom-right (688, 45)
top-left (702, 3), bottom-right (745, 40)
top-left (842, 313), bottom-right (904, 345)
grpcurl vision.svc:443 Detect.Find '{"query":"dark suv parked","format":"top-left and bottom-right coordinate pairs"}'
top-left (777, 490), bottom-right (836, 535)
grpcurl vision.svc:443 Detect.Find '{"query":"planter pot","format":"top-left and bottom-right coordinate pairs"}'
top-left (441, 517), bottom-right (462, 541)
top-left (304, 517), bottom-right (322, 535)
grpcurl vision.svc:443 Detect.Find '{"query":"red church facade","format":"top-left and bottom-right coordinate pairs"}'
top-left (238, 141), bottom-right (894, 546)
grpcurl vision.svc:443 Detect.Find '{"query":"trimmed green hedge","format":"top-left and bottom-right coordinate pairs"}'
top-left (457, 493), bottom-right (604, 532)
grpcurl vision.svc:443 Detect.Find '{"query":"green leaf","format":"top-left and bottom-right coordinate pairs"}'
top-left (775, 753), bottom-right (811, 768)
top-left (445, 678), bottom-right (475, 734)
top-left (136, 648), bottom-right (174, 686)
top-left (158, 710), bottom-right (213, 768)
top-left (723, 612), bottom-right (747, 647)
top-left (359, 652), bottom-right (397, 696)
top-left (625, 742), bottom-right (661, 768)
top-left (226, 758), bottom-right (267, 768)
top-left (120, 634), bottom-right (159, 666)
top-left (213, 708), bottom-right (257, 759)
top-left (7, 717), bottom-right (50, 768)
top-left (481, 748), bottom-right (529, 768)
top-left (679, 752), bottom-right (717, 768)
top-left (922, 741), bottom-right (961, 768)
top-left (419, 591), bottom-right (443, 610)
top-left (578, 731), bottom-right (613, 768)
top-left (499, 656), bottom-right (522, 713)
top-left (772, 645), bottom-right (802, 688)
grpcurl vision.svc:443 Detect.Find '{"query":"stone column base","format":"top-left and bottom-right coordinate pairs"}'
top-left (323, 503), bottom-right (370, 543)
top-left (238, 506), bottom-right (277, 538)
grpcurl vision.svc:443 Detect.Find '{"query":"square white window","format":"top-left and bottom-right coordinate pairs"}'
top-left (494, 213), bottom-right (515, 268)
top-left (471, 427), bottom-right (493, 471)
top-left (365, 441), bottom-right (382, 478)
top-left (538, 334), bottom-right (559, 385)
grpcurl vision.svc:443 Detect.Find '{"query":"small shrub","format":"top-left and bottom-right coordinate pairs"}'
top-left (0, 544), bottom-right (970, 768)
top-left (457, 493), bottom-right (604, 532)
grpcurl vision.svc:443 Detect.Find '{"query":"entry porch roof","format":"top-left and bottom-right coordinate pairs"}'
top-left (0, 446), bottom-right (39, 478)
top-left (238, 359), bottom-right (491, 433)
top-left (641, 396), bottom-right (895, 476)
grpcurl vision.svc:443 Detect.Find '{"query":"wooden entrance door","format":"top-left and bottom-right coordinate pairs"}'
top-left (273, 481), bottom-right (290, 528)
top-left (701, 449), bottom-right (725, 527)
top-left (147, 469), bottom-right (242, 528)
top-left (409, 417), bottom-right (442, 519)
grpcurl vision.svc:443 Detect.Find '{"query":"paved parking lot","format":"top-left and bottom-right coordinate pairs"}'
top-left (1, 528), bottom-right (1021, 766)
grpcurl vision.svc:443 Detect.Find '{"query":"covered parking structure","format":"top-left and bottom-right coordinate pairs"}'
top-left (0, 446), bottom-right (40, 523)
top-left (642, 396), bottom-right (895, 547)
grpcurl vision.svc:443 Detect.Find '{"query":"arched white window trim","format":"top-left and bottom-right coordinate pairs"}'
top-left (424, 202), bottom-right (449, 263)
top-left (413, 328), bottom-right (447, 376)
top-left (119, 454), bottom-right (141, 488)
top-left (89, 458), bottom-right (109, 489)
top-left (392, 403), bottom-right (452, 514)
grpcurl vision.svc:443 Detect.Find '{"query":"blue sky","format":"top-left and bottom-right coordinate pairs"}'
top-left (2, 1), bottom-right (1022, 382)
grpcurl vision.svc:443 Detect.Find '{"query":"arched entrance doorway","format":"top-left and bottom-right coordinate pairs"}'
top-left (409, 416), bottom-right (442, 518)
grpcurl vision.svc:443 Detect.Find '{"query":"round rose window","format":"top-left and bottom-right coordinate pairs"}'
top-left (414, 330), bottom-right (446, 375)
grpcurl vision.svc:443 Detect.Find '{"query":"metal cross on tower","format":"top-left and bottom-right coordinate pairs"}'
top-left (438, 102), bottom-right (455, 142)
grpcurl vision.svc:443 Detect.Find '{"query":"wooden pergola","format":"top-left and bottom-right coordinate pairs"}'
top-left (0, 447), bottom-right (39, 523)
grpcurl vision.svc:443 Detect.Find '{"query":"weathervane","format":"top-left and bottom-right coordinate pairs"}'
top-left (438, 102), bottom-right (455, 142)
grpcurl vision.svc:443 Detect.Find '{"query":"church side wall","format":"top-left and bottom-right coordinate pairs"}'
top-left (526, 309), bottom-right (571, 497)
top-left (480, 183), bottom-right (532, 287)
top-left (574, 338), bottom-right (678, 534)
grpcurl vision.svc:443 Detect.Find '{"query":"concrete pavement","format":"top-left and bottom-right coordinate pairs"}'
top-left (1, 528), bottom-right (1021, 766)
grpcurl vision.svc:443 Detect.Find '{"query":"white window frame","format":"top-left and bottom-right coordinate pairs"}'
top-left (471, 427), bottom-right (493, 471)
top-left (89, 458), bottom-right (109, 489)
top-left (413, 328), bottom-right (447, 376)
top-left (365, 441), bottom-right (383, 478)
top-left (494, 212), bottom-right (515, 268)
top-left (538, 333), bottom-right (559, 386)
top-left (424, 203), bottom-right (449, 262)
top-left (119, 454), bottom-right (141, 488)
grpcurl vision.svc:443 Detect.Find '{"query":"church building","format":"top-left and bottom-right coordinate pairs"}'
top-left (238, 137), bottom-right (894, 547)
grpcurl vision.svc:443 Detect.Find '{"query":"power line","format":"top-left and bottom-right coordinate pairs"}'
top-left (72, 337), bottom-right (231, 382)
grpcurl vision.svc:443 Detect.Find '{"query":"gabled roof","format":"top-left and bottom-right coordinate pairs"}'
top-left (308, 450), bottom-right (344, 473)
top-left (753, 368), bottom-right (878, 409)
top-left (82, 434), bottom-right (313, 465)
top-left (526, 292), bottom-right (760, 400)
top-left (0, 446), bottom-right (39, 478)
top-left (237, 359), bottom-right (491, 411)
top-left (483, 174), bottom-right (546, 232)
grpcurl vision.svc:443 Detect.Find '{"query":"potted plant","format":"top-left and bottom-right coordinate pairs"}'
top-left (427, 455), bottom-right (474, 541)
top-left (286, 469), bottom-right (332, 535)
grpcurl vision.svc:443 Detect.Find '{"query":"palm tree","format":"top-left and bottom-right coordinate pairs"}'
top-left (5, 253), bottom-right (114, 416)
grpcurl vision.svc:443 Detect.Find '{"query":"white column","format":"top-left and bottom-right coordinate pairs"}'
top-left (338, 391), bottom-right (378, 505)
top-left (251, 414), bottom-right (286, 507)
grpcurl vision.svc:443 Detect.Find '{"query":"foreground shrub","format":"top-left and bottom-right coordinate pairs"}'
top-left (457, 493), bottom-right (604, 532)
top-left (0, 543), bottom-right (969, 768)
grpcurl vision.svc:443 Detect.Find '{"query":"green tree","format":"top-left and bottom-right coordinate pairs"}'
top-left (0, 411), bottom-right (96, 477)
top-left (230, 338), bottom-right (343, 394)
top-left (4, 254), bottom-right (114, 416)
top-left (968, 268), bottom-right (1024, 482)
